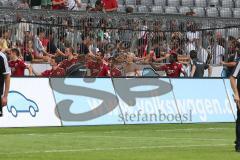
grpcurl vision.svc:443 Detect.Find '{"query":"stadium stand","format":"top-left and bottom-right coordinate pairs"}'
top-left (0, 1), bottom-right (239, 78)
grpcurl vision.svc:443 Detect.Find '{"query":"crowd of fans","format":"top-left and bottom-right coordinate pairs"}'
top-left (0, 0), bottom-right (118, 12)
top-left (0, 1), bottom-right (240, 78)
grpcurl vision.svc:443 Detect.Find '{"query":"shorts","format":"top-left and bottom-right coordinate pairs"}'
top-left (0, 97), bottom-right (2, 117)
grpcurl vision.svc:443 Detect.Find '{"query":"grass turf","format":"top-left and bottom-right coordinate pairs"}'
top-left (0, 123), bottom-right (239, 160)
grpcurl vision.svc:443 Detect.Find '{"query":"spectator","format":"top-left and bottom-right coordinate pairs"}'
top-left (65, 0), bottom-right (82, 11)
top-left (8, 48), bottom-right (32, 77)
top-left (186, 23), bottom-right (200, 54)
top-left (126, 6), bottom-right (133, 13)
top-left (47, 30), bottom-right (65, 59)
top-left (78, 34), bottom-right (91, 55)
top-left (52, 0), bottom-right (65, 10)
top-left (23, 40), bottom-right (35, 62)
top-left (33, 27), bottom-right (48, 60)
top-left (31, 0), bottom-right (42, 9)
top-left (41, 0), bottom-right (52, 9)
top-left (0, 28), bottom-right (11, 52)
top-left (207, 37), bottom-right (225, 65)
top-left (102, 0), bottom-right (118, 12)
top-left (17, 0), bottom-right (30, 9)
top-left (88, 0), bottom-right (103, 12)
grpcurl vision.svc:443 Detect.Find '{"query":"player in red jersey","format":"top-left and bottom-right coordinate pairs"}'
top-left (33, 57), bottom-right (65, 77)
top-left (8, 48), bottom-right (32, 77)
top-left (85, 56), bottom-right (101, 76)
top-left (58, 47), bottom-right (79, 71)
top-left (109, 56), bottom-right (122, 77)
top-left (151, 54), bottom-right (187, 78)
top-left (97, 51), bottom-right (110, 77)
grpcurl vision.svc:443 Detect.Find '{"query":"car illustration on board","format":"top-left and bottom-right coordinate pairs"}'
top-left (7, 91), bottom-right (39, 117)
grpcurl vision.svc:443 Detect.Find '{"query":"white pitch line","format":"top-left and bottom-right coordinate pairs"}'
top-left (104, 127), bottom-right (233, 133)
top-left (23, 134), bottom-right (231, 142)
top-left (0, 144), bottom-right (232, 155)
top-left (0, 127), bottom-right (233, 137)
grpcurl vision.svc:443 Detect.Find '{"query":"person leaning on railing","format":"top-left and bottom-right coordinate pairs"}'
top-left (65, 0), bottom-right (82, 11)
top-left (102, 0), bottom-right (118, 12)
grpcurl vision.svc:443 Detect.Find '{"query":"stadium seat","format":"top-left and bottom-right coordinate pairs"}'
top-left (219, 8), bottom-right (232, 17)
top-left (181, 0), bottom-right (194, 7)
top-left (138, 5), bottom-right (149, 12)
top-left (167, 0), bottom-right (180, 7)
top-left (221, 0), bottom-right (234, 8)
top-left (118, 5), bottom-right (126, 12)
top-left (235, 0), bottom-right (240, 8)
top-left (192, 7), bottom-right (206, 17)
top-left (195, 0), bottom-right (207, 7)
top-left (233, 8), bottom-right (240, 18)
top-left (154, 0), bottom-right (166, 6)
top-left (165, 6), bottom-right (178, 14)
top-left (206, 7), bottom-right (219, 17)
top-left (118, 0), bottom-right (125, 5)
top-left (208, 0), bottom-right (220, 7)
top-left (179, 6), bottom-right (191, 14)
top-left (125, 0), bottom-right (136, 5)
top-left (141, 0), bottom-right (154, 6)
top-left (151, 6), bottom-right (164, 13)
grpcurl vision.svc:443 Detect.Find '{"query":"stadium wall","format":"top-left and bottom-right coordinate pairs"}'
top-left (0, 78), bottom-right (237, 128)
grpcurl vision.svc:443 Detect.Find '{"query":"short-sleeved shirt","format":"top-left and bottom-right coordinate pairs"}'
top-left (102, 0), bottom-right (118, 11)
top-left (98, 63), bottom-right (110, 77)
top-left (41, 68), bottom-right (65, 77)
top-left (0, 52), bottom-right (11, 95)
top-left (59, 58), bottom-right (79, 71)
top-left (232, 61), bottom-right (240, 92)
top-left (191, 59), bottom-right (209, 78)
top-left (160, 62), bottom-right (184, 78)
top-left (86, 60), bottom-right (101, 77)
top-left (111, 67), bottom-right (122, 77)
top-left (8, 59), bottom-right (27, 77)
top-left (52, 0), bottom-right (65, 10)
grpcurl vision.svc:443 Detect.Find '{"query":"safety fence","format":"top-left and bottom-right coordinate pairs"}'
top-left (0, 9), bottom-right (240, 77)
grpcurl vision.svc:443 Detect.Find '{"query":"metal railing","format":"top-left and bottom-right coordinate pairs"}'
top-left (0, 8), bottom-right (240, 76)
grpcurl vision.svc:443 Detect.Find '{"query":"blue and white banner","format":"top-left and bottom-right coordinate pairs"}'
top-left (50, 78), bottom-right (123, 126)
top-left (171, 79), bottom-right (235, 123)
top-left (113, 78), bottom-right (187, 124)
top-left (0, 78), bottom-right (61, 128)
top-left (0, 78), bottom-right (236, 128)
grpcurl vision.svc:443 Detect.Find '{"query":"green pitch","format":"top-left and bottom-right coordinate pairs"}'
top-left (0, 123), bottom-right (239, 160)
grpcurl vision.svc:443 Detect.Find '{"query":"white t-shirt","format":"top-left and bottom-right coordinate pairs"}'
top-left (185, 43), bottom-right (196, 55)
top-left (187, 31), bottom-right (200, 42)
top-left (198, 47), bottom-right (209, 63)
top-left (67, 0), bottom-right (79, 10)
top-left (214, 45), bottom-right (225, 65)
